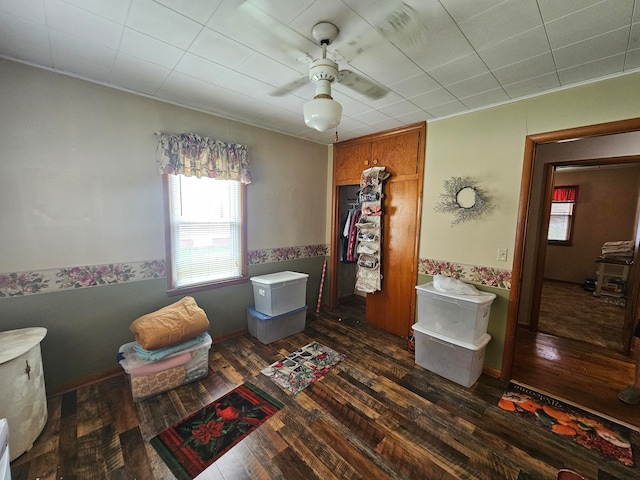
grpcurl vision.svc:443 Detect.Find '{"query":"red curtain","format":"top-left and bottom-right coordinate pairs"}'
top-left (553, 186), bottom-right (577, 202)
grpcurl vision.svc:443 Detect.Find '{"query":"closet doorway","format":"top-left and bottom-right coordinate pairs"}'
top-left (329, 123), bottom-right (426, 338)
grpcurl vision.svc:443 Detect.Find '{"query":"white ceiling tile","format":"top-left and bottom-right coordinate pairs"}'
top-left (545, 0), bottom-right (634, 49)
top-left (189, 27), bottom-right (256, 70)
top-left (459, 87), bottom-right (510, 109)
top-left (629, 22), bottom-right (640, 50)
top-left (492, 52), bottom-right (556, 85)
top-left (45, 0), bottom-right (124, 49)
top-left (410, 88), bottom-right (456, 109)
top-left (426, 100), bottom-right (468, 117)
top-left (244, 0), bottom-right (315, 25)
top-left (154, 0), bottom-right (222, 23)
top-left (389, 73), bottom-right (441, 98)
top-left (49, 30), bottom-right (117, 82)
top-left (210, 0), bottom-right (317, 64)
top-left (1, 0), bottom-right (46, 24)
top-left (502, 72), bottom-right (560, 98)
top-left (458, 0), bottom-right (543, 50)
top-left (557, 53), bottom-right (626, 85)
top-left (235, 53), bottom-right (302, 88)
top-left (370, 116), bottom-right (403, 131)
top-left (0, 13), bottom-right (52, 66)
top-left (406, 25), bottom-right (475, 71)
top-left (339, 98), bottom-right (376, 117)
top-left (126, 0), bottom-right (202, 50)
top-left (110, 53), bottom-right (171, 94)
top-left (394, 109), bottom-right (434, 124)
top-left (554, 27), bottom-right (630, 70)
top-left (438, 0), bottom-right (506, 23)
top-left (351, 109), bottom-right (392, 124)
top-left (377, 99), bottom-right (421, 118)
top-left (174, 53), bottom-right (233, 85)
top-left (446, 72), bottom-right (501, 98)
top-left (61, 0), bottom-right (132, 23)
top-left (119, 28), bottom-right (184, 68)
top-left (427, 53), bottom-right (489, 86)
top-left (538, 0), bottom-right (622, 22)
top-left (478, 26), bottom-right (550, 70)
top-left (624, 49), bottom-right (640, 70)
top-left (344, 42), bottom-right (422, 86)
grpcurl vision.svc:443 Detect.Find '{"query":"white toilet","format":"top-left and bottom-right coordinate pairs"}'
top-left (0, 419), bottom-right (11, 480)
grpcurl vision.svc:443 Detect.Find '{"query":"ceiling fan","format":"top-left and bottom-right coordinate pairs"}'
top-left (272, 21), bottom-right (389, 102)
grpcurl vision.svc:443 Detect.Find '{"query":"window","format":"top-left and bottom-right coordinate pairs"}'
top-left (548, 186), bottom-right (578, 245)
top-left (164, 174), bottom-right (247, 292)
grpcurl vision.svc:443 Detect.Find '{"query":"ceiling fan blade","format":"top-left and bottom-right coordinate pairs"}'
top-left (338, 70), bottom-right (388, 100)
top-left (374, 2), bottom-right (428, 47)
top-left (270, 77), bottom-right (310, 96)
top-left (236, 1), bottom-right (315, 64)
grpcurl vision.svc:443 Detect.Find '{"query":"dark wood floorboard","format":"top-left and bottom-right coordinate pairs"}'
top-left (10, 299), bottom-right (640, 479)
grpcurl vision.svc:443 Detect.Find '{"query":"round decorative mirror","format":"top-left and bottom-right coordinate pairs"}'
top-left (456, 186), bottom-right (476, 209)
top-left (434, 176), bottom-right (494, 225)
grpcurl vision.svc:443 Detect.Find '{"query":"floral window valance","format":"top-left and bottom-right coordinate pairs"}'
top-left (156, 133), bottom-right (252, 184)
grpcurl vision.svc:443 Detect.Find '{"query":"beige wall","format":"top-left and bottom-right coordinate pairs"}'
top-left (420, 73), bottom-right (640, 269)
top-left (0, 58), bottom-right (329, 272)
top-left (420, 72), bottom-right (640, 370)
top-left (545, 165), bottom-right (640, 283)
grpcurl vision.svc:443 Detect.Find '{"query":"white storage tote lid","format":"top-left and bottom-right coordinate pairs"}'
top-left (412, 323), bottom-right (491, 350)
top-left (250, 271), bottom-right (309, 285)
top-left (415, 282), bottom-right (496, 305)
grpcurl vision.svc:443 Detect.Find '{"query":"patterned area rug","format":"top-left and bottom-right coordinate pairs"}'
top-left (150, 382), bottom-right (283, 480)
top-left (261, 341), bottom-right (346, 395)
top-left (499, 382), bottom-right (633, 466)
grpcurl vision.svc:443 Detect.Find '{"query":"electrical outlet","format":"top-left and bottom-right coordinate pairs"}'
top-left (497, 248), bottom-right (508, 262)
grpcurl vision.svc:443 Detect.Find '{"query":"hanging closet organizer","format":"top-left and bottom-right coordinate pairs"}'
top-left (355, 166), bottom-right (390, 293)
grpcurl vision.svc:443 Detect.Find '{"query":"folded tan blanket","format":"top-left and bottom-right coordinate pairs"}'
top-left (130, 296), bottom-right (210, 350)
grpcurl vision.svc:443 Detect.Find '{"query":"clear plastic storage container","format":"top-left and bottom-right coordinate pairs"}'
top-left (118, 333), bottom-right (211, 402)
top-left (250, 271), bottom-right (309, 316)
top-left (413, 323), bottom-right (490, 388)
top-left (415, 282), bottom-right (496, 344)
top-left (246, 305), bottom-right (307, 344)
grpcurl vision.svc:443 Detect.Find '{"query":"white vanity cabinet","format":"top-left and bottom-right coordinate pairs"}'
top-left (0, 327), bottom-right (47, 461)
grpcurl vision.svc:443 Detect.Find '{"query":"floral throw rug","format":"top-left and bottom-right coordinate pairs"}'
top-left (261, 341), bottom-right (346, 395)
top-left (499, 382), bottom-right (633, 466)
top-left (150, 382), bottom-right (283, 480)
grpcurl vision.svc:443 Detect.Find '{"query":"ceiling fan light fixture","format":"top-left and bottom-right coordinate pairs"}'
top-left (304, 96), bottom-right (342, 132)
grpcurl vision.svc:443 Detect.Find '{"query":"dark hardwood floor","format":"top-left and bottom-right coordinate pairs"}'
top-left (9, 299), bottom-right (640, 479)
top-left (514, 280), bottom-right (639, 431)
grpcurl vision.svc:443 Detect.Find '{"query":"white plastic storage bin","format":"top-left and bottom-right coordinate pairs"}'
top-left (413, 323), bottom-right (490, 388)
top-left (250, 271), bottom-right (309, 316)
top-left (118, 333), bottom-right (212, 402)
top-left (415, 282), bottom-right (496, 344)
top-left (247, 305), bottom-right (307, 344)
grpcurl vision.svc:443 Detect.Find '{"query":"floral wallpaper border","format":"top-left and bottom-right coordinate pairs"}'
top-left (418, 258), bottom-right (511, 289)
top-left (0, 244), bottom-right (330, 298)
top-left (1, 249), bottom-right (510, 298)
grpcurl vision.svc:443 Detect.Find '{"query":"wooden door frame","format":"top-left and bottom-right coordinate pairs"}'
top-left (328, 122), bottom-right (426, 312)
top-left (502, 117), bottom-right (640, 379)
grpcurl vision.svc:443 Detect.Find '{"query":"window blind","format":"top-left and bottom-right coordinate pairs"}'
top-left (168, 175), bottom-right (242, 287)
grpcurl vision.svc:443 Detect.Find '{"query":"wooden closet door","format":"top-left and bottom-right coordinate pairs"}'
top-left (366, 178), bottom-right (420, 337)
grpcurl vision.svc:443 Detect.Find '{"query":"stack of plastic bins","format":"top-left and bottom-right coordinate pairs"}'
top-left (117, 333), bottom-right (212, 402)
top-left (413, 282), bottom-right (496, 387)
top-left (247, 271), bottom-right (309, 344)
